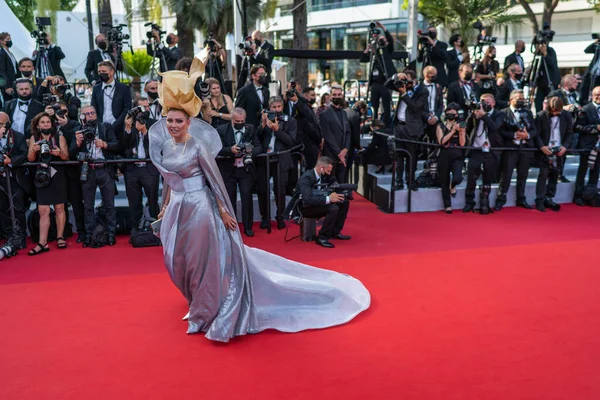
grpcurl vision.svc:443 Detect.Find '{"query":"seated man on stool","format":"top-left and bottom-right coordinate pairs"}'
top-left (296, 156), bottom-right (350, 248)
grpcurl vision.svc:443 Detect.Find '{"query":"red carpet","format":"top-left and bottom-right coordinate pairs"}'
top-left (2, 197), bottom-right (600, 399)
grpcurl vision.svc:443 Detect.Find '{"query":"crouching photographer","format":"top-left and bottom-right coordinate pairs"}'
top-left (295, 156), bottom-right (352, 249)
top-left (0, 112), bottom-right (29, 252)
top-left (122, 107), bottom-right (160, 230)
top-left (69, 105), bottom-right (120, 247)
top-left (534, 97), bottom-right (573, 212)
top-left (27, 112), bottom-right (69, 255)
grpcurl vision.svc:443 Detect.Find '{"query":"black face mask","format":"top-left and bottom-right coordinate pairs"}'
top-left (147, 91), bottom-right (159, 100)
top-left (233, 122), bottom-right (245, 130)
top-left (39, 127), bottom-right (53, 135)
top-left (85, 118), bottom-right (98, 128)
top-left (254, 39), bottom-right (262, 47)
top-left (18, 93), bottom-right (32, 101)
top-left (463, 72), bottom-right (473, 81)
top-left (514, 73), bottom-right (523, 81)
top-left (429, 75), bottom-right (437, 83)
top-left (482, 103), bottom-right (493, 113)
top-left (166, 36), bottom-right (173, 45)
top-left (309, 98), bottom-right (316, 105)
top-left (99, 73), bottom-right (110, 83)
top-left (331, 97), bottom-right (344, 106)
top-left (515, 99), bottom-right (527, 109)
top-left (429, 32), bottom-right (437, 39)
top-left (98, 41), bottom-right (108, 51)
top-left (21, 70), bottom-right (33, 78)
top-left (445, 113), bottom-right (457, 121)
top-left (490, 54), bottom-right (496, 59)
top-left (6, 40), bottom-right (13, 48)
top-left (257, 75), bottom-right (268, 86)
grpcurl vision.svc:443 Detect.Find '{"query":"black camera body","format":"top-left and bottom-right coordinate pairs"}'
top-left (392, 75), bottom-right (410, 90)
top-left (264, 110), bottom-right (290, 123)
top-left (77, 152), bottom-right (94, 182)
top-left (34, 139), bottom-right (52, 188)
top-left (204, 33), bottom-right (217, 52)
top-left (54, 83), bottom-right (70, 95)
top-left (533, 22), bottom-right (555, 46)
top-left (145, 22), bottom-right (166, 40)
top-left (313, 183), bottom-right (358, 203)
top-left (31, 17), bottom-right (51, 47)
top-left (236, 142), bottom-right (254, 167)
top-left (127, 106), bottom-right (150, 125)
top-left (238, 37), bottom-right (254, 55)
top-left (102, 23), bottom-right (130, 50)
top-left (42, 93), bottom-right (60, 106)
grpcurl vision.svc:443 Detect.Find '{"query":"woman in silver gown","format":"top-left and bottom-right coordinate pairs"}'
top-left (149, 72), bottom-right (369, 343)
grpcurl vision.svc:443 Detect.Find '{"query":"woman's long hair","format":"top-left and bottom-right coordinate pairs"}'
top-left (30, 112), bottom-right (59, 144)
top-left (205, 78), bottom-right (225, 110)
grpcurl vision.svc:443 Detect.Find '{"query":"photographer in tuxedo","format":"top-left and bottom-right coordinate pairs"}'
top-left (421, 26), bottom-right (449, 88)
top-left (463, 94), bottom-right (505, 214)
top-left (385, 70), bottom-right (428, 190)
top-left (69, 105), bottom-right (120, 247)
top-left (0, 32), bottom-right (18, 99)
top-left (31, 33), bottom-right (65, 79)
top-left (496, 63), bottom-right (524, 109)
top-left (319, 84), bottom-right (351, 184)
top-left (447, 64), bottom-right (481, 116)
top-left (494, 90), bottom-right (538, 211)
top-left (503, 40), bottom-right (526, 74)
top-left (235, 64), bottom-right (269, 127)
top-left (3, 78), bottom-right (45, 140)
top-left (216, 108), bottom-right (263, 237)
top-left (91, 60), bottom-right (132, 139)
top-left (122, 110), bottom-right (160, 229)
top-left (447, 34), bottom-right (467, 84)
top-left (296, 156), bottom-right (350, 249)
top-left (250, 30), bottom-right (274, 84)
top-left (84, 34), bottom-right (116, 85)
top-left (534, 97), bottom-right (573, 212)
top-left (296, 87), bottom-right (322, 170)
top-left (572, 86), bottom-right (600, 205)
top-left (256, 97), bottom-right (297, 230)
top-left (147, 32), bottom-right (182, 73)
top-left (422, 66), bottom-right (444, 143)
top-left (0, 112), bottom-right (29, 249)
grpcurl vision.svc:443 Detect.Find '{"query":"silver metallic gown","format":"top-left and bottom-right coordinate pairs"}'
top-left (149, 118), bottom-right (370, 342)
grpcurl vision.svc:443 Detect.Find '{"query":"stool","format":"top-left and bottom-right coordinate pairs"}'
top-left (300, 218), bottom-right (317, 242)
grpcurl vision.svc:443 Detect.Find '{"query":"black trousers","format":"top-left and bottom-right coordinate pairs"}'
top-left (394, 124), bottom-right (418, 185)
top-left (286, 155), bottom-right (301, 196)
top-left (371, 82), bottom-right (392, 125)
top-left (65, 169), bottom-right (85, 235)
top-left (0, 178), bottom-right (26, 241)
top-left (536, 157), bottom-right (563, 199)
top-left (124, 166), bottom-right (160, 228)
top-left (574, 151), bottom-right (600, 199)
top-left (225, 167), bottom-right (254, 231)
top-left (303, 144), bottom-right (320, 171)
top-left (301, 201), bottom-right (349, 240)
top-left (465, 150), bottom-right (497, 204)
top-left (499, 150), bottom-right (532, 201)
top-left (438, 147), bottom-right (464, 208)
top-left (82, 168), bottom-right (116, 237)
top-left (333, 160), bottom-right (347, 184)
top-left (257, 161), bottom-right (289, 222)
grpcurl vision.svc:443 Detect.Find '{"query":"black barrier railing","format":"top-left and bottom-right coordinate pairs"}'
top-left (374, 130), bottom-right (596, 214)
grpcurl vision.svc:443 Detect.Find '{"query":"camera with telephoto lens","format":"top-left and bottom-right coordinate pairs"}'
top-left (392, 75), bottom-right (410, 90)
top-left (145, 22), bottom-right (166, 40)
top-left (235, 142), bottom-right (254, 167)
top-left (77, 152), bottom-right (93, 182)
top-left (238, 37), bottom-right (254, 55)
top-left (417, 30), bottom-right (435, 46)
top-left (42, 93), bottom-right (59, 106)
top-left (127, 106), bottom-right (150, 125)
top-left (516, 99), bottom-right (530, 112)
top-left (533, 22), bottom-right (555, 45)
top-left (457, 109), bottom-right (467, 129)
top-left (204, 32), bottom-right (217, 52)
top-left (31, 17), bottom-right (51, 47)
top-left (102, 23), bottom-right (130, 50)
top-left (53, 83), bottom-right (70, 95)
top-left (472, 21), bottom-right (497, 45)
top-left (34, 140), bottom-right (52, 188)
top-left (313, 183), bottom-right (358, 203)
top-left (546, 146), bottom-right (562, 171)
top-left (369, 22), bottom-right (381, 36)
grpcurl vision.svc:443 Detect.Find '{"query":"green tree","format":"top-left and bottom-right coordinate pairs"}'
top-left (516, 0), bottom-right (565, 34)
top-left (405, 0), bottom-right (523, 45)
top-left (6, 0), bottom-right (77, 33)
top-left (292, 0), bottom-right (308, 87)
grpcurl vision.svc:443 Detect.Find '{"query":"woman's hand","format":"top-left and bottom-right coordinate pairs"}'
top-left (31, 143), bottom-right (41, 153)
top-left (158, 204), bottom-right (167, 219)
top-left (221, 211), bottom-right (238, 231)
top-left (50, 147), bottom-right (61, 157)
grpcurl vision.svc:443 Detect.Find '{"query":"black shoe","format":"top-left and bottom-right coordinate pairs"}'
top-left (573, 198), bottom-right (585, 206)
top-left (393, 181), bottom-right (405, 191)
top-left (332, 233), bottom-right (351, 240)
top-left (544, 198), bottom-right (561, 211)
top-left (410, 184), bottom-right (419, 192)
top-left (517, 200), bottom-right (533, 210)
top-left (462, 203), bottom-right (475, 213)
top-left (315, 238), bottom-right (335, 248)
top-left (82, 237), bottom-right (91, 248)
top-left (277, 220), bottom-right (286, 230)
top-left (260, 220), bottom-right (269, 229)
top-left (559, 175), bottom-right (570, 183)
top-left (108, 236), bottom-right (116, 246)
top-left (244, 229), bottom-right (255, 237)
top-left (444, 208), bottom-right (452, 214)
top-left (535, 198), bottom-right (546, 212)
top-left (494, 195), bottom-right (506, 211)
top-left (375, 166), bottom-right (384, 174)
top-left (76, 235), bottom-right (84, 244)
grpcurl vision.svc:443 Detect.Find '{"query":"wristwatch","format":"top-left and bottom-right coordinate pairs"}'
top-left (219, 112), bottom-right (223, 118)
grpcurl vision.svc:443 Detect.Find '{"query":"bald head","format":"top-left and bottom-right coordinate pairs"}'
top-left (592, 86), bottom-right (600, 104)
top-left (515, 40), bottom-right (525, 54)
top-left (0, 112), bottom-right (9, 125)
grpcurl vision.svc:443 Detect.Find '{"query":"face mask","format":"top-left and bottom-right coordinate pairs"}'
top-left (445, 113), bottom-right (457, 121)
top-left (257, 75), bottom-right (267, 86)
top-left (331, 97), bottom-right (344, 106)
top-left (457, 41), bottom-right (463, 47)
top-left (429, 75), bottom-right (437, 83)
top-left (166, 37), bottom-right (173, 45)
top-left (39, 127), bottom-right (53, 135)
top-left (463, 72), bottom-right (473, 81)
top-left (99, 73), bottom-right (110, 83)
top-left (21, 70), bottom-right (32, 78)
top-left (515, 99), bottom-right (527, 109)
top-left (86, 118), bottom-right (98, 128)
top-left (147, 91), bottom-right (159, 100)
top-left (568, 87), bottom-right (576, 94)
top-left (482, 103), bottom-right (493, 113)
top-left (429, 32), bottom-right (437, 39)
top-left (514, 73), bottom-right (523, 81)
top-left (98, 41), bottom-right (108, 50)
top-left (233, 122), bottom-right (245, 130)
top-left (6, 40), bottom-right (13, 48)
top-left (490, 54), bottom-right (496, 59)
top-left (18, 93), bottom-right (32, 101)
top-left (254, 39), bottom-right (262, 47)
top-left (309, 98), bottom-right (316, 105)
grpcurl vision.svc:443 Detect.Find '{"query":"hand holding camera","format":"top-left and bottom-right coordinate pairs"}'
top-left (75, 132), bottom-right (84, 147)
top-left (125, 115), bottom-right (133, 132)
top-left (330, 193), bottom-right (345, 203)
top-left (516, 129), bottom-right (529, 140)
top-left (94, 138), bottom-right (106, 149)
top-left (231, 145), bottom-right (241, 155)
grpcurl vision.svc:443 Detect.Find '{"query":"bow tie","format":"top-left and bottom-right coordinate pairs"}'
top-left (426, 84), bottom-right (434, 88)
top-left (256, 87), bottom-right (262, 91)
top-left (18, 101), bottom-right (28, 106)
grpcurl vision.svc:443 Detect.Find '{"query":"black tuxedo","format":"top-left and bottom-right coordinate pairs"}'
top-left (121, 125), bottom-right (160, 227)
top-left (3, 98), bottom-right (45, 139)
top-left (421, 81), bottom-right (444, 142)
top-left (216, 123), bottom-right (262, 231)
top-left (497, 107), bottom-right (537, 202)
top-left (252, 41), bottom-right (275, 81)
top-left (533, 46), bottom-right (561, 111)
top-left (47, 46), bottom-right (66, 78)
top-left (447, 80), bottom-right (481, 115)
top-left (573, 102), bottom-right (600, 199)
top-left (446, 48), bottom-right (463, 84)
top-left (534, 110), bottom-right (574, 200)
top-left (256, 117), bottom-right (297, 222)
top-left (0, 48), bottom-right (18, 97)
top-left (294, 97), bottom-right (321, 170)
top-left (234, 83), bottom-right (269, 127)
top-left (428, 41), bottom-right (449, 87)
top-left (295, 169), bottom-right (349, 240)
top-left (91, 80), bottom-right (132, 136)
top-left (58, 120), bottom-right (85, 235)
top-left (146, 43), bottom-right (182, 72)
top-left (496, 79), bottom-right (522, 109)
top-left (84, 49), bottom-right (116, 84)
top-left (319, 106), bottom-right (351, 183)
top-left (580, 42), bottom-right (600, 104)
top-left (503, 52), bottom-right (525, 73)
top-left (364, 127), bottom-right (391, 166)
top-left (0, 129), bottom-right (29, 243)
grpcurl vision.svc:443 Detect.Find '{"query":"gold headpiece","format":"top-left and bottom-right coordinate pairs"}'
top-left (158, 57), bottom-right (205, 117)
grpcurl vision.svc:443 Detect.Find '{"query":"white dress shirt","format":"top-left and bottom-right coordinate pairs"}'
top-left (89, 127), bottom-right (105, 160)
top-left (424, 81), bottom-right (436, 114)
top-left (233, 126), bottom-right (246, 167)
top-left (12, 99), bottom-right (30, 135)
top-left (314, 169), bottom-right (331, 204)
top-left (102, 81), bottom-right (116, 125)
top-left (473, 112), bottom-right (494, 149)
top-left (254, 84), bottom-right (264, 104)
top-left (549, 116), bottom-right (561, 147)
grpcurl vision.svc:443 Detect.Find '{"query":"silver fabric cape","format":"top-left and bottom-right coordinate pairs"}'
top-left (149, 118), bottom-right (370, 342)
